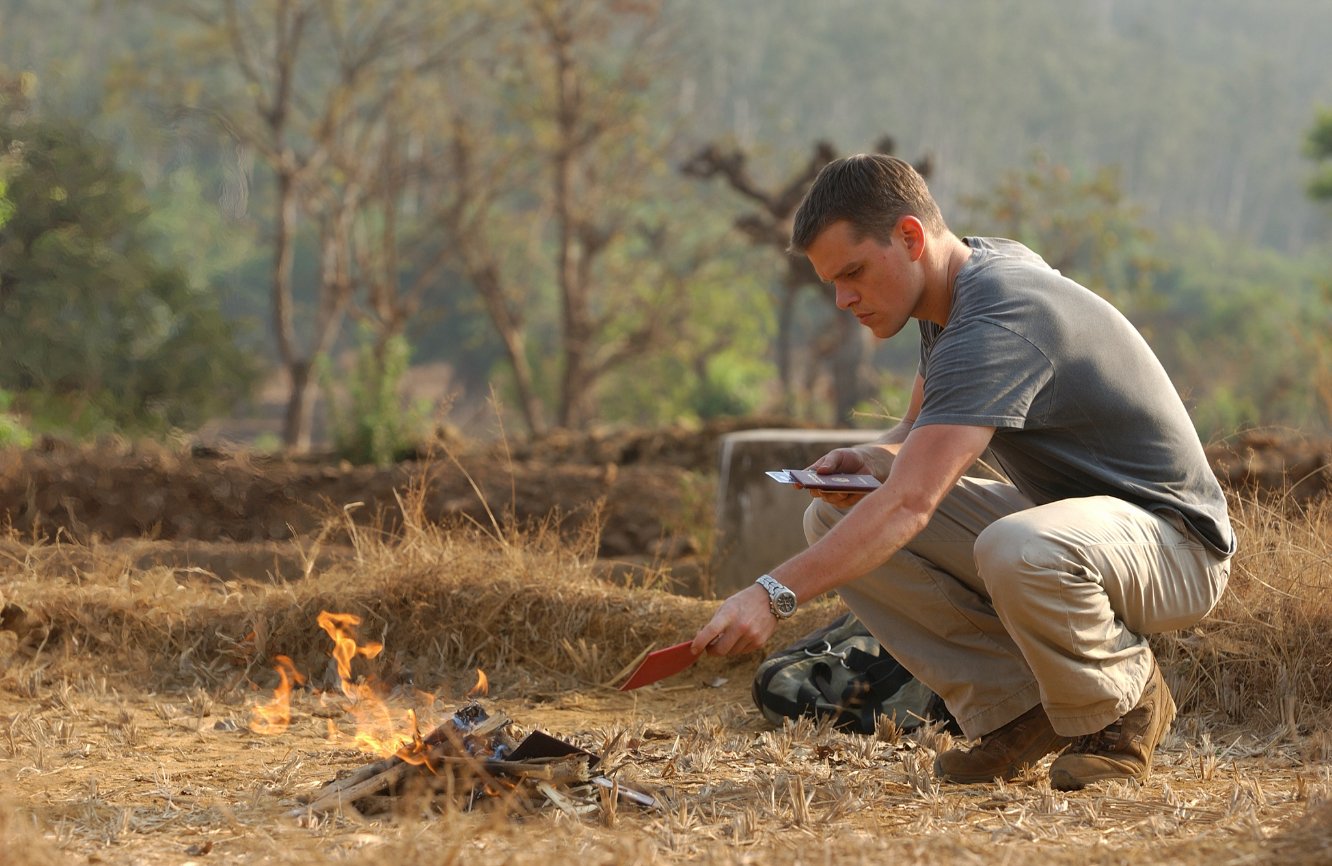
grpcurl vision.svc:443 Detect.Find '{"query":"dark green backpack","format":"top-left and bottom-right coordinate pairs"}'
top-left (752, 611), bottom-right (959, 735)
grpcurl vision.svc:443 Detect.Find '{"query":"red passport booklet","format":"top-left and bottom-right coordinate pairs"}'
top-left (617, 641), bottom-right (700, 690)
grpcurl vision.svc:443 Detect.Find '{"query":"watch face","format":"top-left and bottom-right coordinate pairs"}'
top-left (773, 590), bottom-right (797, 617)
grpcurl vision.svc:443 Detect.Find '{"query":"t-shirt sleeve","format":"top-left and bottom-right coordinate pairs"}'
top-left (915, 319), bottom-right (1053, 429)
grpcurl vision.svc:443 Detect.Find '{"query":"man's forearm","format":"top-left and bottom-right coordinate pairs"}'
top-left (776, 421), bottom-right (995, 604)
top-left (768, 486), bottom-right (930, 603)
top-left (690, 422), bottom-right (995, 659)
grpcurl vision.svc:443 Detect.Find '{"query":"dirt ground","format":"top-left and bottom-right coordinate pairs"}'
top-left (3, 423), bottom-right (1328, 548)
top-left (2, 642), bottom-right (1330, 866)
top-left (0, 418), bottom-right (816, 596)
top-left (2, 423), bottom-right (1331, 865)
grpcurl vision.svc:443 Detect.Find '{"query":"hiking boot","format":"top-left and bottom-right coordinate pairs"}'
top-left (934, 703), bottom-right (1072, 784)
top-left (1049, 661), bottom-right (1176, 791)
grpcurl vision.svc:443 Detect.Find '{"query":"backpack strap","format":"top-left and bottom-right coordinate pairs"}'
top-left (841, 647), bottom-right (915, 707)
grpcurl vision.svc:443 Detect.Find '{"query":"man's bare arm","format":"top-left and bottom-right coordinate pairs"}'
top-left (777, 421), bottom-right (993, 599)
top-left (692, 421), bottom-right (995, 656)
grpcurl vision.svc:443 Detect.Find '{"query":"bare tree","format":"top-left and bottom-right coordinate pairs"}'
top-left (432, 106), bottom-right (550, 435)
top-left (142, 0), bottom-right (474, 450)
top-left (310, 8), bottom-right (486, 363)
top-left (140, 0), bottom-right (750, 439)
top-left (428, 0), bottom-right (705, 433)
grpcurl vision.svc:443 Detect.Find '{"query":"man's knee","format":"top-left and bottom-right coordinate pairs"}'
top-left (803, 498), bottom-right (846, 545)
top-left (974, 513), bottom-right (1073, 604)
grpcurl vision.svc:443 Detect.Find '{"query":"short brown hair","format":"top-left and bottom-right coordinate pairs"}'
top-left (789, 154), bottom-right (947, 253)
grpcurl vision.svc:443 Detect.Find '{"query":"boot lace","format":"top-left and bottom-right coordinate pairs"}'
top-left (1070, 718), bottom-right (1124, 754)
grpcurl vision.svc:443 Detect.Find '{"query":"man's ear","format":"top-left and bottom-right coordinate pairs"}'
top-left (899, 216), bottom-right (927, 261)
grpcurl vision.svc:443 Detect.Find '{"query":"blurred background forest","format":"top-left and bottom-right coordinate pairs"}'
top-left (2, 0), bottom-right (1332, 462)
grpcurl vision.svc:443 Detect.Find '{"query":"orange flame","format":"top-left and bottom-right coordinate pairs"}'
top-left (249, 611), bottom-right (493, 768)
top-left (316, 611), bottom-right (384, 695)
top-left (315, 611), bottom-right (414, 756)
top-left (248, 654), bottom-right (305, 735)
top-left (393, 709), bottom-right (438, 768)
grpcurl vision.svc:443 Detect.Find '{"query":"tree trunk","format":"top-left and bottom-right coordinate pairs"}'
top-left (271, 169), bottom-right (311, 449)
top-left (502, 329), bottom-right (546, 437)
top-left (472, 266), bottom-right (545, 436)
top-left (282, 359), bottom-right (318, 453)
top-left (549, 16), bottom-right (592, 431)
top-left (775, 283), bottom-right (799, 416)
top-left (830, 315), bottom-right (876, 425)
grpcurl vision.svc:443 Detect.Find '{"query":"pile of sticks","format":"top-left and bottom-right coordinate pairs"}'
top-left (290, 701), bottom-right (651, 820)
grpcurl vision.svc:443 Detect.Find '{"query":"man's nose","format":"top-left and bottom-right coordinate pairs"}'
top-left (834, 283), bottom-right (858, 310)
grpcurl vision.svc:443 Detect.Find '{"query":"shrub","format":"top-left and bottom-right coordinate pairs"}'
top-left (320, 330), bottom-right (431, 466)
top-left (0, 389), bottom-right (32, 448)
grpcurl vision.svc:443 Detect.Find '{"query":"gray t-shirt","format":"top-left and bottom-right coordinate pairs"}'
top-left (916, 237), bottom-right (1235, 556)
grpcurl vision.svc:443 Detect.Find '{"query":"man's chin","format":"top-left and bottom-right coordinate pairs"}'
top-left (868, 322), bottom-right (903, 339)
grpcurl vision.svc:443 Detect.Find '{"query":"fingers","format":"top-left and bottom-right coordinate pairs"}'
top-left (689, 619), bottom-right (723, 655)
top-left (806, 447), bottom-right (867, 475)
top-left (693, 586), bottom-right (777, 657)
top-left (832, 491), bottom-right (869, 507)
top-left (705, 629), bottom-right (740, 656)
top-left (707, 627), bottom-right (759, 656)
top-left (692, 611), bottom-right (747, 656)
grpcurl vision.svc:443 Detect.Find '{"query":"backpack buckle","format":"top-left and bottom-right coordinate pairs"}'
top-left (804, 640), bottom-right (852, 668)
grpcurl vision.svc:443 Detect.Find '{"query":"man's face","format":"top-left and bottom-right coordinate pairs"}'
top-left (804, 219), bottom-right (923, 340)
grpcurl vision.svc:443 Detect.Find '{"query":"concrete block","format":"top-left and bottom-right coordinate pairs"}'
top-left (709, 428), bottom-right (881, 597)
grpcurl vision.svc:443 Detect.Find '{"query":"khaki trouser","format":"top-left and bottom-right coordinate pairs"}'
top-left (803, 466), bottom-right (1231, 740)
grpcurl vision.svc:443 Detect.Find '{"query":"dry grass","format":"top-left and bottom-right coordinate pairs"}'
top-left (1155, 493), bottom-right (1332, 736)
top-left (2, 472), bottom-right (1331, 865)
top-left (0, 489), bottom-right (715, 699)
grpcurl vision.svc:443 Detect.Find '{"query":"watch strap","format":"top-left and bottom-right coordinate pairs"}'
top-left (756, 574), bottom-right (797, 618)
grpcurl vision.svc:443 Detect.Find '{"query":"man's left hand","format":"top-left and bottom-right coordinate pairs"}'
top-left (690, 584), bottom-right (777, 656)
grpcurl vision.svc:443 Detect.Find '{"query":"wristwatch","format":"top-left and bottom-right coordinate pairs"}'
top-left (756, 574), bottom-right (798, 619)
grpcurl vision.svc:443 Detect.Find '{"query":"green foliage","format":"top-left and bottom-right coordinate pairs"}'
top-left (851, 374), bottom-right (915, 428)
top-left (0, 79), bottom-right (17, 229)
top-left (594, 219), bottom-right (776, 424)
top-left (6, 0), bottom-right (1327, 439)
top-left (0, 106), bottom-right (258, 434)
top-left (693, 355), bottom-right (769, 419)
top-left (600, 349), bottom-right (771, 425)
top-left (319, 328), bottom-right (431, 466)
top-left (1187, 384), bottom-right (1263, 441)
top-left (144, 168), bottom-right (259, 304)
top-left (1307, 108), bottom-right (1332, 202)
top-left (251, 432), bottom-right (283, 455)
top-left (960, 152), bottom-right (1164, 321)
top-left (0, 389), bottom-right (33, 448)
top-left (1152, 225), bottom-right (1332, 437)
top-left (0, 179), bottom-right (12, 229)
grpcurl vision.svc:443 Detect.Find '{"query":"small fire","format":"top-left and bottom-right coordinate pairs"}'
top-left (468, 668), bottom-right (489, 698)
top-left (248, 654), bottom-right (305, 735)
top-left (393, 708), bottom-right (435, 768)
top-left (248, 611), bottom-right (494, 770)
